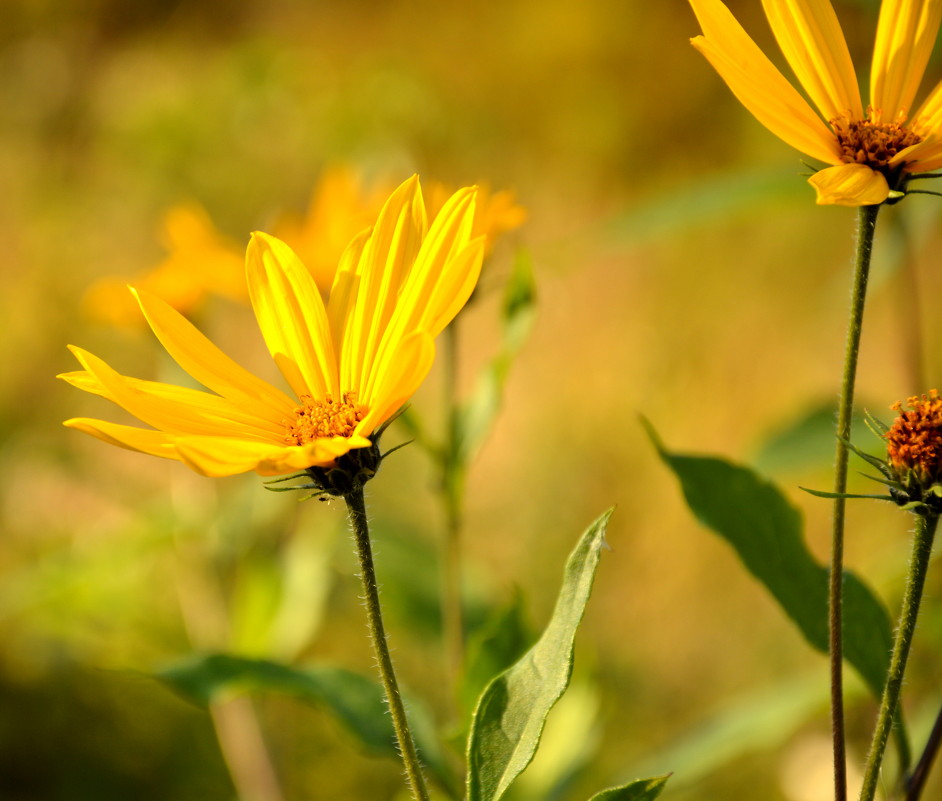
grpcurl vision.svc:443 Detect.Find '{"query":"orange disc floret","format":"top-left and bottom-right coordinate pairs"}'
top-left (886, 390), bottom-right (942, 482)
top-left (284, 392), bottom-right (367, 445)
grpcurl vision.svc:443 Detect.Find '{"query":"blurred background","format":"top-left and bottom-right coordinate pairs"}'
top-left (4, 0), bottom-right (942, 798)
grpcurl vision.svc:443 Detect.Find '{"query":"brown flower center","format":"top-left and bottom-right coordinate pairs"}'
top-left (831, 113), bottom-right (922, 169)
top-left (886, 390), bottom-right (942, 480)
top-left (284, 392), bottom-right (367, 445)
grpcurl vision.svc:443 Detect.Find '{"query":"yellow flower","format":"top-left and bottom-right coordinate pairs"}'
top-left (689, 0), bottom-right (942, 206)
top-left (60, 177), bottom-right (484, 479)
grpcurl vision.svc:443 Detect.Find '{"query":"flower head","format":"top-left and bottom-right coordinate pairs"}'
top-left (689, 0), bottom-right (942, 205)
top-left (886, 389), bottom-right (942, 483)
top-left (60, 176), bottom-right (484, 484)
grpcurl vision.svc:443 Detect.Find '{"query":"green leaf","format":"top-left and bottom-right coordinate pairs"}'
top-left (466, 508), bottom-right (613, 801)
top-left (644, 420), bottom-right (893, 699)
top-left (587, 775), bottom-right (670, 801)
top-left (156, 654), bottom-right (448, 784)
top-left (458, 248), bottom-right (536, 463)
top-left (461, 591), bottom-right (533, 719)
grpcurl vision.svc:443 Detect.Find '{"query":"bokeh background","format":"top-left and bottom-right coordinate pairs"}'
top-left (4, 0), bottom-right (942, 799)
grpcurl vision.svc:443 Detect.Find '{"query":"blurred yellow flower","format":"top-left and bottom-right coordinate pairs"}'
top-left (60, 177), bottom-right (484, 478)
top-left (689, 0), bottom-right (942, 206)
top-left (84, 167), bottom-right (524, 323)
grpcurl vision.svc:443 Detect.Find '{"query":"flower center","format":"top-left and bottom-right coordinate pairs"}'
top-left (831, 113), bottom-right (922, 169)
top-left (284, 392), bottom-right (367, 445)
top-left (886, 390), bottom-right (942, 480)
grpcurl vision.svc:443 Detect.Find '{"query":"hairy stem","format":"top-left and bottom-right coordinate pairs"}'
top-left (831, 203), bottom-right (880, 801)
top-left (345, 487), bottom-right (431, 801)
top-left (859, 513), bottom-right (939, 801)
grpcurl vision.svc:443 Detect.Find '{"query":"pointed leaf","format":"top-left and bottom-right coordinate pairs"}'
top-left (645, 421), bottom-right (893, 700)
top-left (587, 775), bottom-right (670, 801)
top-left (466, 508), bottom-right (613, 801)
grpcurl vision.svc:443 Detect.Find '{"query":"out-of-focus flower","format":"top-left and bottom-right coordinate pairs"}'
top-left (689, 0), bottom-right (942, 206)
top-left (85, 167), bottom-right (525, 324)
top-left (60, 177), bottom-right (484, 482)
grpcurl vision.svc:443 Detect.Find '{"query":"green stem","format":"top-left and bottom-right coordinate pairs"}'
top-left (906, 699), bottom-right (942, 801)
top-left (859, 512), bottom-right (939, 801)
top-left (442, 323), bottom-right (466, 683)
top-left (831, 203), bottom-right (880, 801)
top-left (345, 487), bottom-right (432, 801)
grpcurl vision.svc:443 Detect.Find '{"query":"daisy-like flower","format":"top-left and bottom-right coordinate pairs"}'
top-left (60, 176), bottom-right (484, 484)
top-left (689, 0), bottom-right (942, 206)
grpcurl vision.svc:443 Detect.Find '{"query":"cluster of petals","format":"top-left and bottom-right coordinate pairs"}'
top-left (60, 176), bottom-right (485, 477)
top-left (689, 0), bottom-right (942, 205)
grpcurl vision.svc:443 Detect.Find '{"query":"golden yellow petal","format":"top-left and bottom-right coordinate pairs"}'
top-left (246, 232), bottom-right (339, 400)
top-left (761, 0), bottom-right (862, 121)
top-left (358, 331), bottom-right (435, 435)
top-left (67, 346), bottom-right (280, 440)
top-left (64, 418), bottom-right (180, 461)
top-left (133, 287), bottom-right (294, 424)
top-left (327, 228), bottom-right (369, 367)
top-left (421, 236), bottom-right (485, 338)
top-left (807, 163), bottom-right (890, 205)
top-left (173, 434), bottom-right (371, 477)
top-left (59, 366), bottom-right (285, 438)
top-left (689, 0), bottom-right (841, 164)
top-left (341, 176), bottom-right (427, 395)
top-left (871, 0), bottom-right (942, 120)
top-left (911, 74), bottom-right (942, 133)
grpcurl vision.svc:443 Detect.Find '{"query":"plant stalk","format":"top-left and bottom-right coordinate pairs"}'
top-left (831, 203), bottom-right (880, 801)
top-left (345, 487), bottom-right (432, 801)
top-left (859, 512), bottom-right (938, 801)
top-left (442, 322), bottom-right (466, 683)
top-left (906, 697), bottom-right (942, 801)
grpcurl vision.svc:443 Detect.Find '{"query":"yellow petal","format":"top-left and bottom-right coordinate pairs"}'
top-left (341, 176), bottom-right (427, 394)
top-left (64, 418), bottom-right (179, 460)
top-left (173, 434), bottom-right (371, 477)
top-left (58, 366), bottom-right (285, 438)
top-left (133, 287), bottom-right (294, 424)
top-left (761, 0), bottom-right (863, 121)
top-left (246, 232), bottom-right (339, 400)
top-left (871, 0), bottom-right (942, 120)
top-left (358, 331), bottom-right (435, 435)
top-left (327, 228), bottom-right (370, 360)
top-left (808, 163), bottom-right (890, 205)
top-left (689, 0), bottom-right (841, 164)
top-left (66, 346), bottom-right (280, 439)
top-left (421, 236), bottom-right (485, 337)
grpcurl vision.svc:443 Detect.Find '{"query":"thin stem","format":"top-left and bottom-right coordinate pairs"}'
top-left (442, 322), bottom-right (466, 683)
top-left (859, 512), bottom-right (939, 801)
top-left (906, 699), bottom-right (942, 801)
top-left (831, 203), bottom-right (880, 801)
top-left (889, 211), bottom-right (926, 391)
top-left (345, 487), bottom-right (432, 801)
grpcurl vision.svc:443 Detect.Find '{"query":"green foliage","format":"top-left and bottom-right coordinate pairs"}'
top-left (465, 508), bottom-right (612, 801)
top-left (586, 775), bottom-right (670, 801)
top-left (461, 591), bottom-right (533, 720)
top-left (645, 420), bottom-right (894, 700)
top-left (156, 653), bottom-right (447, 780)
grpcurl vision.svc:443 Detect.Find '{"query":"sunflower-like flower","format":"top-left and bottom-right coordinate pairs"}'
top-left (689, 0), bottom-right (942, 206)
top-left (60, 176), bottom-right (484, 486)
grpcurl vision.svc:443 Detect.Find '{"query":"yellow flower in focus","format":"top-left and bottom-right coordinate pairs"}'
top-left (60, 177), bottom-right (484, 479)
top-left (689, 0), bottom-right (942, 206)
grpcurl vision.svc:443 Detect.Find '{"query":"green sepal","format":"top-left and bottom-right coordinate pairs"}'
top-left (799, 486), bottom-right (894, 502)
